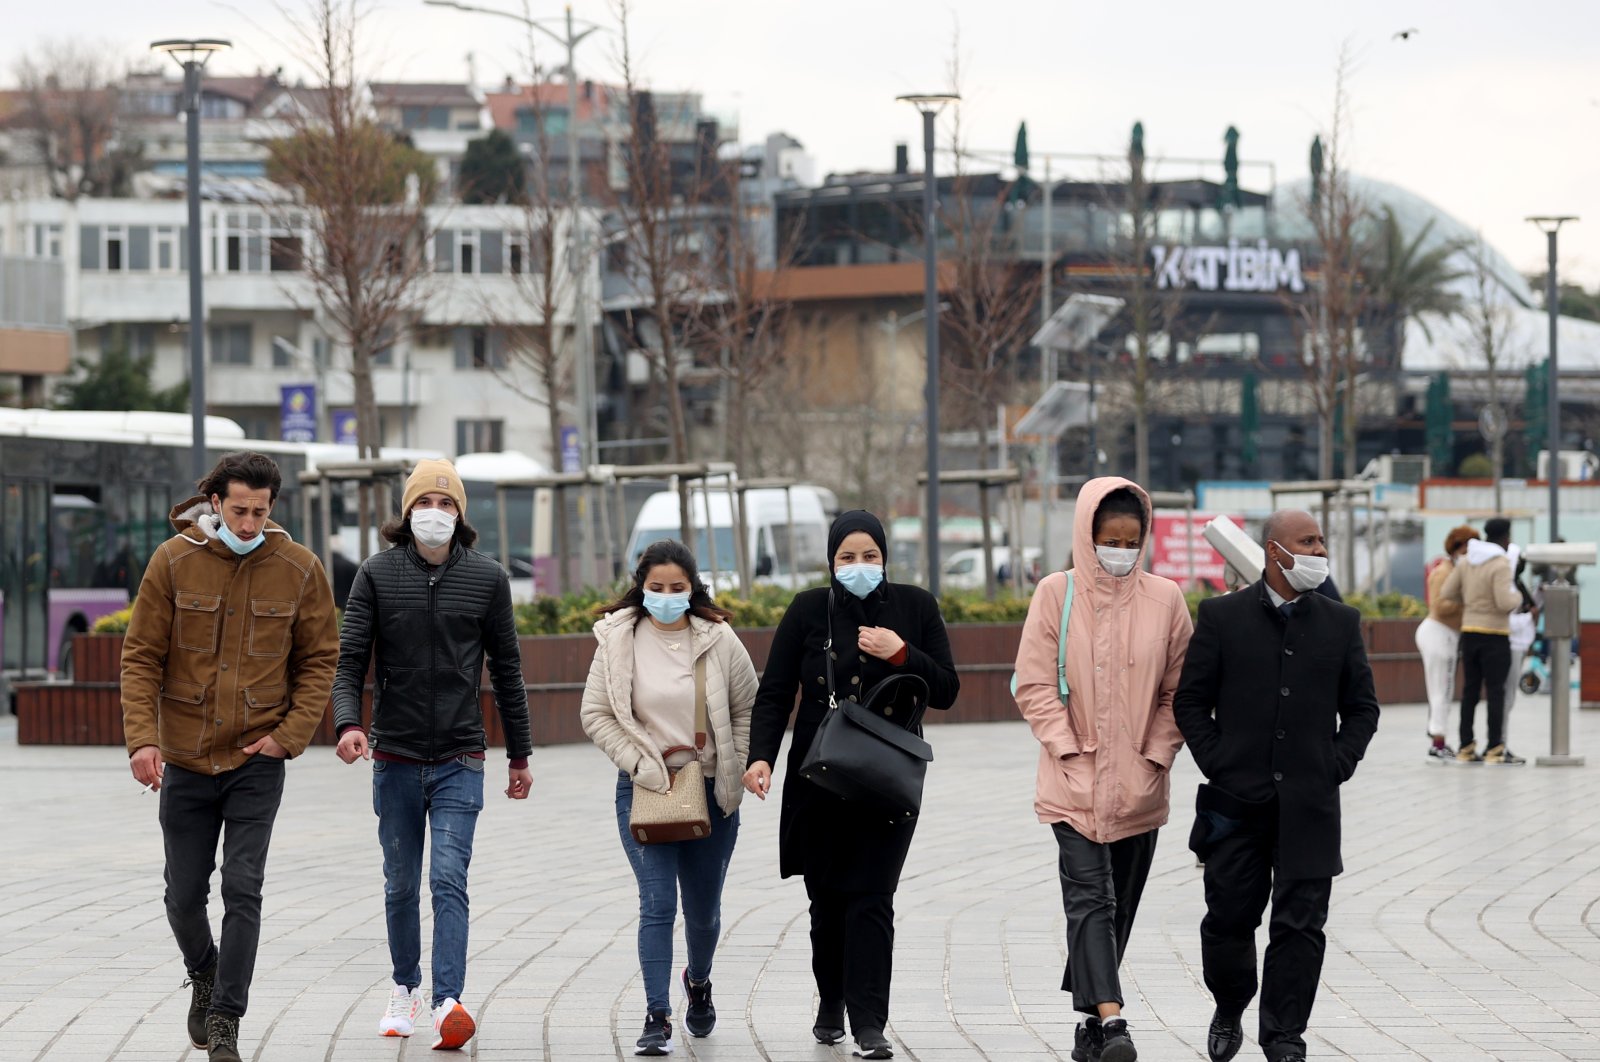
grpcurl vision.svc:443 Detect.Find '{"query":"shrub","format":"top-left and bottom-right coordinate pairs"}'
top-left (92, 608), bottom-right (133, 634)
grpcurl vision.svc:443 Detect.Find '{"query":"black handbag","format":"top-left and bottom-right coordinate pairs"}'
top-left (798, 592), bottom-right (934, 820)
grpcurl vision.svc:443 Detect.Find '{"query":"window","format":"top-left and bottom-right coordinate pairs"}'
top-left (226, 235), bottom-right (242, 272)
top-left (455, 418), bottom-right (504, 454)
top-left (272, 335), bottom-right (295, 368)
top-left (402, 105), bottom-right (450, 130)
top-left (458, 229), bottom-right (479, 275)
top-left (32, 223), bottom-right (63, 259)
top-left (104, 225), bottom-right (126, 272)
top-left (507, 233), bottom-right (526, 275)
top-left (209, 323), bottom-right (253, 365)
top-left (269, 235), bottom-right (303, 272)
top-left (434, 230), bottom-right (454, 273)
top-left (453, 327), bottom-right (504, 370)
top-left (155, 226), bottom-right (179, 272)
top-left (515, 108), bottom-right (539, 134)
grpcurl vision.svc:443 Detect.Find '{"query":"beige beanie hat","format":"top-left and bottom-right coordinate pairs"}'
top-left (401, 458), bottom-right (467, 516)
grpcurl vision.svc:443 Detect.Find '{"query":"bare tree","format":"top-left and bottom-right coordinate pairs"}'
top-left (938, 83), bottom-right (1042, 471)
top-left (1454, 237), bottom-right (1522, 511)
top-left (12, 40), bottom-right (137, 199)
top-left (1292, 44), bottom-right (1369, 480)
top-left (268, 0), bottom-right (435, 461)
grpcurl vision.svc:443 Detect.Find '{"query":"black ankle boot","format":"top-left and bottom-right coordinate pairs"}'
top-left (183, 967), bottom-right (215, 1049)
top-left (813, 1000), bottom-right (845, 1044)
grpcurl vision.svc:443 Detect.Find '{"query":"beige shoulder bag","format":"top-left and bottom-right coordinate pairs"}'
top-left (628, 653), bottom-right (712, 844)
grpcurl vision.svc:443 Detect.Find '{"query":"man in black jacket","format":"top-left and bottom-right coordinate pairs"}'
top-left (1175, 510), bottom-right (1380, 1062)
top-left (332, 459), bottom-right (532, 1050)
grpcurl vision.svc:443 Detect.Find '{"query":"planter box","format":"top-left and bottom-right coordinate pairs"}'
top-left (15, 618), bottom-right (1435, 746)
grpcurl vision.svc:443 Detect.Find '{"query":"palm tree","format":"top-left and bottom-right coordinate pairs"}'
top-left (1367, 205), bottom-right (1466, 364)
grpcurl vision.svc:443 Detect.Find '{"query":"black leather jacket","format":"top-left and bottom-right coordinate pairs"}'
top-left (332, 543), bottom-right (531, 761)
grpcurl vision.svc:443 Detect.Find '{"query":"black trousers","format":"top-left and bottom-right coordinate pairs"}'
top-left (806, 879), bottom-right (894, 1035)
top-left (1051, 822), bottom-right (1158, 1015)
top-left (1200, 824), bottom-right (1332, 1062)
top-left (159, 756), bottom-right (287, 1018)
top-left (1459, 631), bottom-right (1511, 750)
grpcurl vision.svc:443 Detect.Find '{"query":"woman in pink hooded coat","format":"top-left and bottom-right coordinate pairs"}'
top-left (1013, 477), bottom-right (1193, 1062)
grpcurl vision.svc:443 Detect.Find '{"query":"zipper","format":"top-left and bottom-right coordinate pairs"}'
top-left (427, 570), bottom-right (438, 759)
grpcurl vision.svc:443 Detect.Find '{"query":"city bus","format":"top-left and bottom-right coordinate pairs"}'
top-left (0, 407), bottom-right (441, 704)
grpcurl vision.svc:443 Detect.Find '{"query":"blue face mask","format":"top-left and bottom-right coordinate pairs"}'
top-left (642, 590), bottom-right (692, 624)
top-left (216, 518), bottom-right (265, 556)
top-left (835, 563), bottom-right (885, 599)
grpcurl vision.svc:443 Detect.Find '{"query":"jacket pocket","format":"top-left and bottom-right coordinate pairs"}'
top-left (174, 592), bottom-right (222, 653)
top-left (241, 683), bottom-right (288, 741)
top-left (158, 678), bottom-right (209, 758)
top-left (247, 599), bottom-right (296, 657)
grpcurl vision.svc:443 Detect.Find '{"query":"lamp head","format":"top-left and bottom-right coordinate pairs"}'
top-left (150, 39), bottom-right (231, 68)
top-left (896, 92), bottom-right (960, 116)
top-left (1526, 214), bottom-right (1579, 234)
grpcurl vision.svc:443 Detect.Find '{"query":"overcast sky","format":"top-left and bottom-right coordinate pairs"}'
top-left (10, 0), bottom-right (1600, 285)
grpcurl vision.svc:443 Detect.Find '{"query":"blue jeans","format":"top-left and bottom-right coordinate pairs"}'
top-left (614, 771), bottom-right (740, 1014)
top-left (373, 755), bottom-right (485, 1006)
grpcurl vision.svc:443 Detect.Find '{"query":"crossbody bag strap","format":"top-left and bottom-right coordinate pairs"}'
top-left (824, 589), bottom-right (837, 709)
top-left (693, 651), bottom-right (708, 750)
top-left (1057, 572), bottom-right (1074, 701)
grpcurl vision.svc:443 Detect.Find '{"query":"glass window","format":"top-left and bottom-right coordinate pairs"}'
top-left (209, 323), bottom-right (252, 365)
top-left (455, 419), bottom-right (504, 454)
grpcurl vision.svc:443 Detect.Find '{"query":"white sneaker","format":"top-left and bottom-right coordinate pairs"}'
top-left (431, 997), bottom-right (476, 1051)
top-left (378, 984), bottom-right (425, 1037)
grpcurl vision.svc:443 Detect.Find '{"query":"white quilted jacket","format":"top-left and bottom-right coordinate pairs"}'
top-left (580, 609), bottom-right (758, 815)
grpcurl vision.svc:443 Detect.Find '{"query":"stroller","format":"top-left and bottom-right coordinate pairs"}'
top-left (1519, 613), bottom-right (1577, 694)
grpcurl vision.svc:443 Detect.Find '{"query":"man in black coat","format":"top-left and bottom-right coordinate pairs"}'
top-left (1174, 510), bottom-right (1380, 1062)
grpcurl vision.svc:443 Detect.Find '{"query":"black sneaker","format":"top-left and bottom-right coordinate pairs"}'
top-left (853, 1028), bottom-right (893, 1059)
top-left (682, 968), bottom-right (715, 1037)
top-left (813, 1000), bottom-right (845, 1045)
top-left (1427, 743), bottom-right (1456, 762)
top-left (1206, 1008), bottom-right (1243, 1062)
top-left (205, 1013), bottom-right (241, 1062)
top-left (635, 1010), bottom-right (671, 1056)
top-left (1072, 1017), bottom-right (1103, 1061)
top-left (1098, 1018), bottom-right (1136, 1062)
top-left (183, 966), bottom-right (215, 1049)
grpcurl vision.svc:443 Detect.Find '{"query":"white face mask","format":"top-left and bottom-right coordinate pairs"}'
top-left (1272, 540), bottom-right (1330, 592)
top-left (411, 508), bottom-right (457, 549)
top-left (1095, 545), bottom-right (1139, 577)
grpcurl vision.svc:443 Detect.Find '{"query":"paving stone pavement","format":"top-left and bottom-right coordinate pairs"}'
top-left (2, 698), bottom-right (1599, 1062)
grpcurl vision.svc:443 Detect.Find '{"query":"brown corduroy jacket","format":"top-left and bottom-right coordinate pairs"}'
top-left (121, 496), bottom-right (340, 775)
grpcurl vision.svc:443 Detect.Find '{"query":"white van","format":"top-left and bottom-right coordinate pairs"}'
top-left (626, 484), bottom-right (837, 591)
top-left (942, 546), bottom-right (1043, 591)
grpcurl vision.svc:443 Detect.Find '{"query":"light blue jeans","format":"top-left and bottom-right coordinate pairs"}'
top-left (615, 771), bottom-right (740, 1013)
top-left (373, 755), bottom-right (485, 1006)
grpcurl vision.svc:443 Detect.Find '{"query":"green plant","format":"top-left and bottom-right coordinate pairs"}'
top-left (92, 608), bottom-right (133, 634)
top-left (1343, 591), bottom-right (1426, 619)
top-left (1457, 453), bottom-right (1493, 478)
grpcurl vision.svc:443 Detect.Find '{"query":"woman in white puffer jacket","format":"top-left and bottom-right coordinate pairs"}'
top-left (580, 538), bottom-right (758, 1057)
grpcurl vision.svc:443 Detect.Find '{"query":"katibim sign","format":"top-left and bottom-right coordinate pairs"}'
top-left (1151, 238), bottom-right (1305, 294)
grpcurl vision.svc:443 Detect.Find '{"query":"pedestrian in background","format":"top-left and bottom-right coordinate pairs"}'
top-left (1174, 509), bottom-right (1380, 1062)
top-left (1417, 525), bottom-right (1477, 761)
top-left (743, 510), bottom-right (959, 1060)
top-left (1014, 478), bottom-right (1193, 1062)
top-left (332, 459), bottom-right (532, 1050)
top-left (1438, 516), bottom-right (1523, 764)
top-left (581, 539), bottom-right (758, 1056)
top-left (121, 452), bottom-right (340, 1062)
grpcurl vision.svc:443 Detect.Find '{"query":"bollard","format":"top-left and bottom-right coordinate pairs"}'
top-left (1536, 582), bottom-right (1586, 767)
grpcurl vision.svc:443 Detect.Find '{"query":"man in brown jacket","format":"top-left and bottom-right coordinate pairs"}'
top-left (1438, 516), bottom-right (1525, 765)
top-left (122, 451), bottom-right (339, 1062)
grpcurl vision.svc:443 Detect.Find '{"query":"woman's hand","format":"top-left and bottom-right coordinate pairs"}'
top-left (742, 761), bottom-right (772, 799)
top-left (858, 626), bottom-right (905, 661)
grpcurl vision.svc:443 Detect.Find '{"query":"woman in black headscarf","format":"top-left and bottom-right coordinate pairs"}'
top-left (743, 510), bottom-right (959, 1060)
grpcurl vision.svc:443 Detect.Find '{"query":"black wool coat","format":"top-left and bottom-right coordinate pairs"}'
top-left (747, 582), bottom-right (960, 892)
top-left (1173, 580), bottom-right (1380, 878)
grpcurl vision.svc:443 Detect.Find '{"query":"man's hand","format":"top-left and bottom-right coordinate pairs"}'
top-left (506, 766), bottom-right (533, 800)
top-left (335, 729), bottom-right (370, 764)
top-left (742, 761), bottom-right (772, 799)
top-left (858, 626), bottom-right (906, 661)
top-left (242, 734), bottom-right (289, 759)
top-left (130, 745), bottom-right (164, 790)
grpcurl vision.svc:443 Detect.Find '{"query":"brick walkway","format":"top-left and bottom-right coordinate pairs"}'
top-left (2, 697), bottom-right (1598, 1061)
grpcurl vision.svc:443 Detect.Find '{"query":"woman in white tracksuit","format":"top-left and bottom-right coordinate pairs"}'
top-left (1417, 525), bottom-right (1478, 759)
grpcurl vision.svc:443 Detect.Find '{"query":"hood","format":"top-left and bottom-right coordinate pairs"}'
top-left (1071, 476), bottom-right (1153, 587)
top-left (1465, 538), bottom-right (1507, 566)
top-left (168, 494), bottom-right (291, 551)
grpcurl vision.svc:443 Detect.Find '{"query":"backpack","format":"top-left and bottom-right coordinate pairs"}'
top-left (1010, 571), bottom-right (1074, 702)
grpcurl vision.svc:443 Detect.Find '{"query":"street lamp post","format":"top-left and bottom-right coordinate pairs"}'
top-left (898, 92), bottom-right (958, 595)
top-left (152, 38), bottom-right (229, 481)
top-left (1527, 215), bottom-right (1578, 539)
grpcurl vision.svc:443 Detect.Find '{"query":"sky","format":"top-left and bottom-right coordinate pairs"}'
top-left (9, 0), bottom-right (1600, 285)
